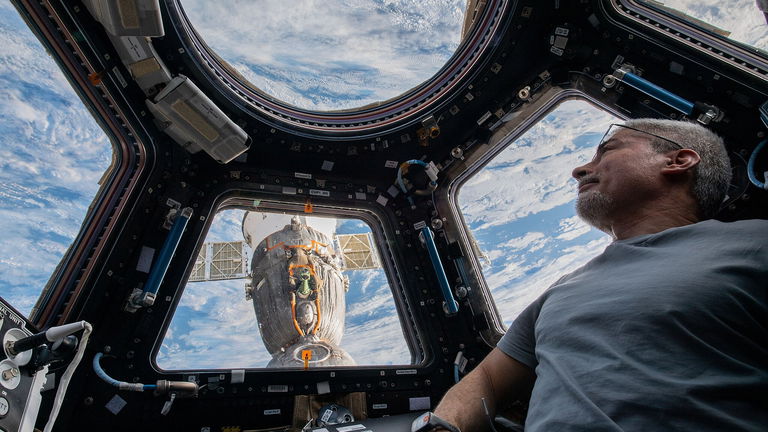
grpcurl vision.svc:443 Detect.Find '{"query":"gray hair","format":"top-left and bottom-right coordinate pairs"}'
top-left (623, 118), bottom-right (731, 219)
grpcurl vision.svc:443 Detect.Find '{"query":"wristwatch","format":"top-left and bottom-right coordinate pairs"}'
top-left (411, 411), bottom-right (461, 432)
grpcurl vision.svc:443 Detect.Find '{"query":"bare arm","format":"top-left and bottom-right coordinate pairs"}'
top-left (434, 348), bottom-right (535, 431)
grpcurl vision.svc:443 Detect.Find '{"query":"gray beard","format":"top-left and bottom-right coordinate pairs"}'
top-left (576, 190), bottom-right (614, 233)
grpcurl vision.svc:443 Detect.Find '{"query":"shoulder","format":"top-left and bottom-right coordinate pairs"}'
top-left (669, 219), bottom-right (768, 258)
top-left (705, 218), bottom-right (768, 228)
top-left (692, 219), bottom-right (768, 238)
top-left (723, 218), bottom-right (768, 230)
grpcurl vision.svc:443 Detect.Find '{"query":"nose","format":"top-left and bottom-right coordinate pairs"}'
top-left (571, 161), bottom-right (592, 180)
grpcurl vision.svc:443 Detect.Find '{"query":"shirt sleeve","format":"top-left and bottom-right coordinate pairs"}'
top-left (497, 294), bottom-right (547, 369)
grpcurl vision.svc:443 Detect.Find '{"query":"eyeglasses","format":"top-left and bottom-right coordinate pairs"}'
top-left (598, 123), bottom-right (685, 153)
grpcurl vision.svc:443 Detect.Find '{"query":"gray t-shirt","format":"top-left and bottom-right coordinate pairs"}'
top-left (498, 219), bottom-right (768, 431)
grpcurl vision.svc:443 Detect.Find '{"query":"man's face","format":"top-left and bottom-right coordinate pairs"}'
top-left (571, 127), bottom-right (669, 232)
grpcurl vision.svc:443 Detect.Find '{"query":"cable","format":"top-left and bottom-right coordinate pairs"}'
top-left (93, 353), bottom-right (156, 391)
top-left (397, 160), bottom-right (438, 207)
top-left (397, 162), bottom-right (416, 207)
top-left (43, 322), bottom-right (92, 432)
top-left (716, 151), bottom-right (750, 215)
top-left (481, 398), bottom-right (499, 432)
top-left (454, 363), bottom-right (460, 384)
top-left (747, 139), bottom-right (768, 189)
top-left (453, 351), bottom-right (465, 384)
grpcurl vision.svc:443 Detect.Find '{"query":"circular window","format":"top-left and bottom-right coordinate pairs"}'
top-left (180, 0), bottom-right (467, 112)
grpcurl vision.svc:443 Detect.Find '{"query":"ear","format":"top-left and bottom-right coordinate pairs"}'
top-left (661, 148), bottom-right (700, 175)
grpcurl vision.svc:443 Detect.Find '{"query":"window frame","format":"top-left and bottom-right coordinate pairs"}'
top-left (151, 195), bottom-right (427, 372)
top-left (164, 0), bottom-right (513, 133)
top-left (607, 0), bottom-right (768, 79)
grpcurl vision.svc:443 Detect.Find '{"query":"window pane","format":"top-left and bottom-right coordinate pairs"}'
top-left (458, 100), bottom-right (616, 327)
top-left (0, 4), bottom-right (112, 316)
top-left (635, 0), bottom-right (768, 51)
top-left (179, 0), bottom-right (466, 111)
top-left (157, 209), bottom-right (411, 369)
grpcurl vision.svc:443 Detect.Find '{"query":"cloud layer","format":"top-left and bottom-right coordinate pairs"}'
top-left (181, 0), bottom-right (466, 110)
top-left (659, 0), bottom-right (767, 49)
top-left (0, 4), bottom-right (111, 315)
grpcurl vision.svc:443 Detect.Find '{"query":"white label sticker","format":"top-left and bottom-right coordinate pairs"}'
top-left (264, 409), bottom-right (281, 415)
top-left (123, 36), bottom-right (147, 61)
top-left (413, 221), bottom-right (427, 231)
top-left (105, 394), bottom-right (127, 415)
top-left (0, 303), bottom-right (23, 327)
top-left (555, 27), bottom-right (569, 36)
top-left (295, 172), bottom-right (312, 179)
top-left (136, 246), bottom-right (155, 273)
top-left (321, 409), bottom-right (333, 422)
top-left (0, 303), bottom-right (24, 328)
top-left (372, 404), bottom-right (388, 410)
top-left (310, 189), bottom-right (330, 197)
top-left (476, 111), bottom-right (492, 125)
top-left (317, 381), bottom-right (330, 395)
top-left (267, 385), bottom-right (288, 392)
top-left (376, 195), bottom-right (389, 206)
top-left (191, 98), bottom-right (225, 127)
top-left (387, 185), bottom-right (400, 197)
top-left (321, 160), bottom-right (334, 171)
top-left (409, 396), bottom-right (431, 411)
top-left (282, 187), bottom-right (297, 195)
top-left (231, 370), bottom-right (245, 384)
top-left (458, 356), bottom-right (468, 372)
top-left (112, 66), bottom-right (127, 88)
top-left (355, 192), bottom-right (366, 200)
top-left (337, 425), bottom-right (367, 432)
top-left (396, 369), bottom-right (417, 375)
top-left (384, 160), bottom-right (398, 168)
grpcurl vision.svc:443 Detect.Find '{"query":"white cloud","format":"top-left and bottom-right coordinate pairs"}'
top-left (352, 269), bottom-right (386, 296)
top-left (556, 215), bottom-right (591, 241)
top-left (0, 89), bottom-right (47, 125)
top-left (658, 0), bottom-right (767, 50)
top-left (180, 0), bottom-right (465, 110)
top-left (344, 315), bottom-right (411, 365)
top-left (459, 100), bottom-right (617, 230)
top-left (158, 279), bottom-right (270, 369)
top-left (0, 7), bottom-right (114, 317)
top-left (502, 232), bottom-right (549, 252)
top-left (492, 236), bottom-right (612, 325)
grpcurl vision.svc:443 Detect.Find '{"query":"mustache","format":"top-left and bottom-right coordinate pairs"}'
top-left (578, 175), bottom-right (599, 188)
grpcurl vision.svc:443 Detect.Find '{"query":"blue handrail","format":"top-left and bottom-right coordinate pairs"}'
top-left (143, 207), bottom-right (193, 302)
top-left (421, 227), bottom-right (459, 314)
top-left (616, 70), bottom-right (695, 115)
top-left (748, 139), bottom-right (768, 189)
